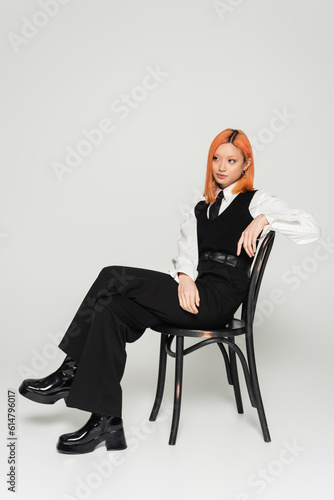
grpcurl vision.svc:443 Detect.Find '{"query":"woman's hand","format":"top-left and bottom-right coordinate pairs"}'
top-left (178, 273), bottom-right (200, 314)
top-left (237, 214), bottom-right (269, 258)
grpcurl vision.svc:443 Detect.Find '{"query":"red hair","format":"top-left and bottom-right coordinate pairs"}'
top-left (203, 128), bottom-right (254, 204)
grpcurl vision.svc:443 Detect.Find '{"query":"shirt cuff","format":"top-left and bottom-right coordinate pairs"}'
top-left (168, 264), bottom-right (198, 284)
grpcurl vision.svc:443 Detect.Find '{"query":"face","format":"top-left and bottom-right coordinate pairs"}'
top-left (212, 142), bottom-right (250, 189)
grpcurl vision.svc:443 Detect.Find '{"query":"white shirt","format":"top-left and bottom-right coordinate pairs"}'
top-left (169, 181), bottom-right (321, 283)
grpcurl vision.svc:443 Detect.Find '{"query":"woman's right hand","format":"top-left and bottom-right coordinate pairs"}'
top-left (177, 273), bottom-right (200, 314)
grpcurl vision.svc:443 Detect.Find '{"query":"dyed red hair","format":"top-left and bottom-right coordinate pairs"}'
top-left (203, 128), bottom-right (254, 204)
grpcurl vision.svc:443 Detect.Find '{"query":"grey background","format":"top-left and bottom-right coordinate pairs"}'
top-left (0, 1), bottom-right (333, 499)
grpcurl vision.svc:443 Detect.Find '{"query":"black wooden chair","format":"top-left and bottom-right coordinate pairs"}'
top-left (149, 230), bottom-right (276, 445)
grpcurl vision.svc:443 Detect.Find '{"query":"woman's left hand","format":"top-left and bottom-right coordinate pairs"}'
top-left (237, 214), bottom-right (269, 258)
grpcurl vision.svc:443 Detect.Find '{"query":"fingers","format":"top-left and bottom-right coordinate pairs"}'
top-left (238, 219), bottom-right (264, 257)
top-left (195, 288), bottom-right (200, 307)
top-left (184, 292), bottom-right (198, 314)
top-left (236, 235), bottom-right (243, 256)
top-left (178, 286), bottom-right (200, 314)
top-left (242, 231), bottom-right (257, 257)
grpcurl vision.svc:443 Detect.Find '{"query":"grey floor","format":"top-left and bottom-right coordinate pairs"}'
top-left (4, 327), bottom-right (333, 500)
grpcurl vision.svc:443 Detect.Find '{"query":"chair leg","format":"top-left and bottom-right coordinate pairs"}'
top-left (149, 334), bottom-right (168, 421)
top-left (251, 366), bottom-right (271, 442)
top-left (169, 336), bottom-right (184, 445)
top-left (217, 341), bottom-right (233, 384)
top-left (229, 339), bottom-right (243, 414)
top-left (246, 330), bottom-right (271, 442)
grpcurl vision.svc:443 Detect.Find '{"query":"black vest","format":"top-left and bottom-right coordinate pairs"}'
top-left (195, 190), bottom-right (258, 265)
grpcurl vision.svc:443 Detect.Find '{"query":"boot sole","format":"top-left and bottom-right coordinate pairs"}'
top-left (18, 384), bottom-right (69, 405)
top-left (57, 427), bottom-right (127, 454)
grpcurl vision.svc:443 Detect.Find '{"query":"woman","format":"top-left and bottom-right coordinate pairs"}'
top-left (19, 128), bottom-right (321, 455)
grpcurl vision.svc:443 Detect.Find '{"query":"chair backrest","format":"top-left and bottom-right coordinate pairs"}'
top-left (241, 230), bottom-right (276, 327)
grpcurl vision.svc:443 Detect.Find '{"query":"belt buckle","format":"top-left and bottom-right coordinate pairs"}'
top-left (202, 251), bottom-right (210, 261)
top-left (220, 253), bottom-right (227, 264)
top-left (226, 255), bottom-right (237, 267)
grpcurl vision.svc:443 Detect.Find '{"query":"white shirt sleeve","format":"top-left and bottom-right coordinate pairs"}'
top-left (168, 203), bottom-right (199, 284)
top-left (250, 190), bottom-right (321, 244)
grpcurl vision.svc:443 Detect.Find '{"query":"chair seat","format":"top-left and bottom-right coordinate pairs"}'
top-left (150, 318), bottom-right (245, 338)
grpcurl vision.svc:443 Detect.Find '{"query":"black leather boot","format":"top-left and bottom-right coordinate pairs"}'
top-left (18, 355), bottom-right (77, 404)
top-left (56, 413), bottom-right (127, 454)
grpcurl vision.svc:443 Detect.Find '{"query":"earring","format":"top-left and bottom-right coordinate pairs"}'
top-left (243, 159), bottom-right (251, 174)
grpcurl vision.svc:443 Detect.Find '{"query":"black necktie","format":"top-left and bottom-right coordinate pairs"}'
top-left (209, 190), bottom-right (225, 220)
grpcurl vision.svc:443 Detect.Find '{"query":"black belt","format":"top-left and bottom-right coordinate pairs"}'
top-left (199, 250), bottom-right (251, 275)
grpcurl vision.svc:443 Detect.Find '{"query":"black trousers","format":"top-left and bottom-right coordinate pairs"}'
top-left (58, 261), bottom-right (249, 417)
